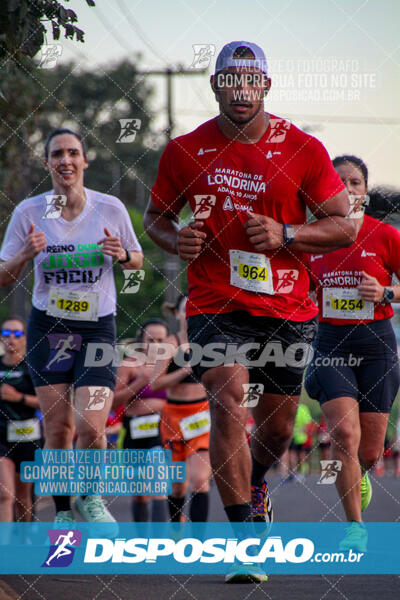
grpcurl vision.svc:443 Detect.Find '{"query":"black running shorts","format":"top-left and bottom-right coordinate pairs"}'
top-left (27, 307), bottom-right (117, 390)
top-left (118, 414), bottom-right (162, 450)
top-left (0, 421), bottom-right (43, 472)
top-left (187, 311), bottom-right (318, 396)
top-left (305, 319), bottom-right (400, 413)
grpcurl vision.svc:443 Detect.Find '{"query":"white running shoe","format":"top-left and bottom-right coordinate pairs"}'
top-left (74, 496), bottom-right (118, 537)
top-left (225, 562), bottom-right (268, 584)
top-left (54, 510), bottom-right (75, 524)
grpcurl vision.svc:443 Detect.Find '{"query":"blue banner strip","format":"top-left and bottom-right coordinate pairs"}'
top-left (0, 523), bottom-right (399, 574)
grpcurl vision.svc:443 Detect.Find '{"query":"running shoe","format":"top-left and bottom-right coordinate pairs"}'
top-left (360, 473), bottom-right (372, 512)
top-left (251, 479), bottom-right (274, 524)
top-left (225, 562), bottom-right (268, 584)
top-left (54, 510), bottom-right (75, 523)
top-left (339, 521), bottom-right (368, 553)
top-left (75, 496), bottom-right (118, 536)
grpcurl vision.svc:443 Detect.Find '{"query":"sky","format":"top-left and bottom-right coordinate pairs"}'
top-left (42, 0), bottom-right (400, 187)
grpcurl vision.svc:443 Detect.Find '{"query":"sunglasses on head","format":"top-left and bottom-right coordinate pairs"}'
top-left (1, 329), bottom-right (25, 338)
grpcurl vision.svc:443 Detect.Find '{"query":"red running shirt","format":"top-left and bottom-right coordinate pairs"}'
top-left (151, 115), bottom-right (345, 320)
top-left (309, 215), bottom-right (400, 325)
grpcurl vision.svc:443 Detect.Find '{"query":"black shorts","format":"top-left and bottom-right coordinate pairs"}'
top-left (0, 421), bottom-right (43, 472)
top-left (305, 320), bottom-right (400, 413)
top-left (27, 307), bottom-right (117, 390)
top-left (118, 415), bottom-right (162, 450)
top-left (187, 311), bottom-right (318, 396)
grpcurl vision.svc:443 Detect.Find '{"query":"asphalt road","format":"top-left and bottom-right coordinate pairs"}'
top-left (1, 473), bottom-right (399, 600)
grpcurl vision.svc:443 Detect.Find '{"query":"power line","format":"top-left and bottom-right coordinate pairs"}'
top-left (94, 5), bottom-right (134, 54)
top-left (117, 0), bottom-right (170, 65)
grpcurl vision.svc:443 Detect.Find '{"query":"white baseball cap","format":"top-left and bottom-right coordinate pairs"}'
top-left (214, 41), bottom-right (268, 76)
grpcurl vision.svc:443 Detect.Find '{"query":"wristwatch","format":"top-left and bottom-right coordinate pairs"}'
top-left (283, 224), bottom-right (295, 245)
top-left (118, 249), bottom-right (131, 264)
top-left (381, 287), bottom-right (395, 304)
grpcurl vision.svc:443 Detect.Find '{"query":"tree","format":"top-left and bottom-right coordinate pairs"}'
top-left (0, 0), bottom-right (97, 316)
top-left (30, 59), bottom-right (162, 208)
top-left (0, 0), bottom-right (95, 65)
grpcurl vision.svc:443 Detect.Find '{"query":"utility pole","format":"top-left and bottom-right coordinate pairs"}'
top-left (136, 66), bottom-right (206, 328)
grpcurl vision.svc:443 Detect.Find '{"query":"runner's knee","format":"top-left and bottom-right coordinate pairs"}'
top-left (75, 426), bottom-right (106, 448)
top-left (331, 422), bottom-right (360, 453)
top-left (43, 420), bottom-right (74, 446)
top-left (172, 482), bottom-right (187, 497)
top-left (209, 393), bottom-right (247, 429)
top-left (190, 474), bottom-right (210, 493)
top-left (359, 446), bottom-right (381, 469)
top-left (0, 484), bottom-right (14, 504)
top-left (253, 420), bottom-right (293, 446)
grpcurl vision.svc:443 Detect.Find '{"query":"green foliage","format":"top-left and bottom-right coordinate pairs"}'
top-left (32, 59), bottom-right (162, 206)
top-left (0, 57), bottom-right (162, 231)
top-left (0, 0), bottom-right (94, 64)
top-left (0, 66), bottom-right (44, 224)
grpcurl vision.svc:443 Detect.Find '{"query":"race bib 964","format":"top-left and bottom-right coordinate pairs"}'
top-left (230, 250), bottom-right (274, 295)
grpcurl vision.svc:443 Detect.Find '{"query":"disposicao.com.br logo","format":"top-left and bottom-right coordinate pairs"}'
top-left (42, 529), bottom-right (82, 567)
top-left (83, 535), bottom-right (362, 565)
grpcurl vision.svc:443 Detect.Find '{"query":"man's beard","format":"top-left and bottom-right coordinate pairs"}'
top-left (223, 101), bottom-right (263, 126)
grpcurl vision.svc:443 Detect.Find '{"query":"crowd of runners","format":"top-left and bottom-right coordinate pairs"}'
top-left (0, 40), bottom-right (399, 584)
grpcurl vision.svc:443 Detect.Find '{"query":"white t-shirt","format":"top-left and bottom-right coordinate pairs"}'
top-left (0, 188), bottom-right (142, 317)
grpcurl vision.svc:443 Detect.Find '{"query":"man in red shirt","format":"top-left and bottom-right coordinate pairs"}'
top-left (144, 40), bottom-right (356, 578)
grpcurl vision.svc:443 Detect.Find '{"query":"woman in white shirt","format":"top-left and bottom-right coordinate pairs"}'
top-left (0, 129), bottom-right (143, 527)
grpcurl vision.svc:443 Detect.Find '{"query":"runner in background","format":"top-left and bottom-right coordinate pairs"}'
top-left (151, 295), bottom-right (212, 523)
top-left (317, 414), bottom-right (331, 462)
top-left (105, 404), bottom-right (124, 448)
top-left (114, 318), bottom-right (169, 522)
top-left (0, 129), bottom-right (143, 526)
top-left (288, 403), bottom-right (312, 481)
top-left (0, 317), bottom-right (40, 522)
top-left (305, 155), bottom-right (400, 552)
top-left (374, 435), bottom-right (393, 476)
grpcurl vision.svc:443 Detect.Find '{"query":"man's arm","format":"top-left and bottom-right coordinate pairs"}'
top-left (143, 198), bottom-right (180, 254)
top-left (292, 189), bottom-right (357, 252)
top-left (143, 198), bottom-right (207, 259)
top-left (113, 362), bottom-right (144, 407)
top-left (245, 190), bottom-right (357, 254)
